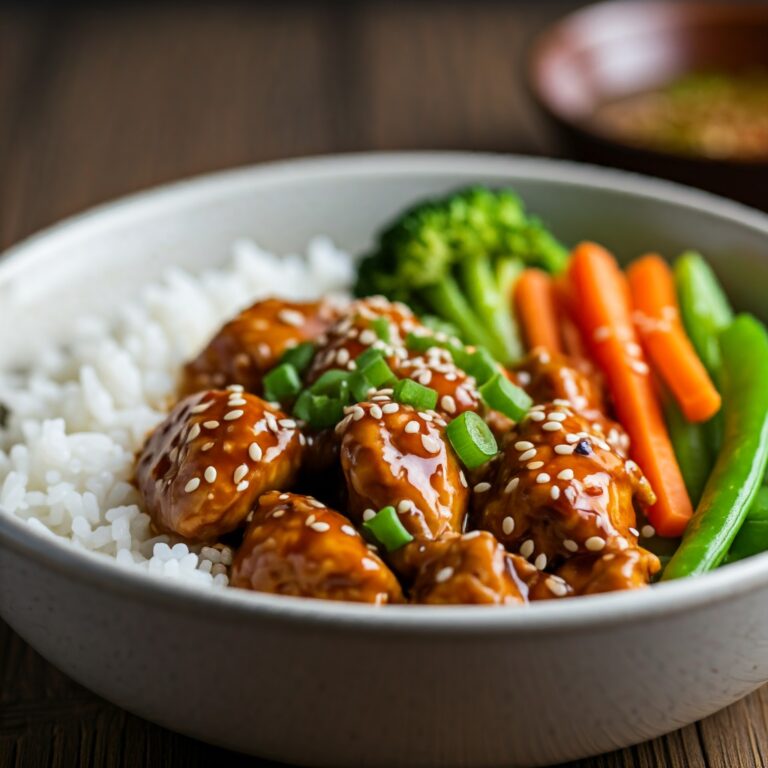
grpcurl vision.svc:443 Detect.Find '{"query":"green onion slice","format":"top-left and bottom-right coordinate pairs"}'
top-left (371, 317), bottom-right (391, 343)
top-left (358, 355), bottom-right (397, 389)
top-left (356, 347), bottom-right (384, 370)
top-left (263, 363), bottom-right (302, 402)
top-left (280, 341), bottom-right (315, 374)
top-left (393, 378), bottom-right (438, 411)
top-left (309, 369), bottom-right (351, 401)
top-left (464, 347), bottom-right (499, 384)
top-left (446, 411), bottom-right (498, 469)
top-left (350, 370), bottom-right (374, 402)
top-left (479, 373), bottom-right (532, 421)
top-left (292, 391), bottom-right (346, 429)
top-left (362, 506), bottom-right (414, 551)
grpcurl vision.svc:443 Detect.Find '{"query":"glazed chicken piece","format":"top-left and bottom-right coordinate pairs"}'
top-left (398, 343), bottom-right (481, 418)
top-left (475, 400), bottom-right (659, 583)
top-left (305, 296), bottom-right (419, 384)
top-left (136, 387), bottom-right (304, 541)
top-left (410, 531), bottom-right (546, 605)
top-left (553, 548), bottom-right (660, 595)
top-left (182, 298), bottom-right (340, 395)
top-left (230, 491), bottom-right (404, 604)
top-left (338, 394), bottom-right (469, 543)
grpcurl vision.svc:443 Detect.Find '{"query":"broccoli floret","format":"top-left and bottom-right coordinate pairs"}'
top-left (354, 186), bottom-right (568, 364)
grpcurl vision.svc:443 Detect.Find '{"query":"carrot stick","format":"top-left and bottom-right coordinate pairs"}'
top-left (554, 276), bottom-right (589, 360)
top-left (514, 268), bottom-right (563, 354)
top-left (568, 242), bottom-right (693, 537)
top-left (627, 254), bottom-right (722, 423)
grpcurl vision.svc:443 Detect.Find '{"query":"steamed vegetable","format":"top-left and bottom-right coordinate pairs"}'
top-left (355, 187), bottom-right (568, 364)
top-left (567, 242), bottom-right (693, 537)
top-left (514, 268), bottom-right (563, 354)
top-left (628, 254), bottom-right (721, 423)
top-left (664, 315), bottom-right (768, 579)
top-left (726, 487), bottom-right (768, 564)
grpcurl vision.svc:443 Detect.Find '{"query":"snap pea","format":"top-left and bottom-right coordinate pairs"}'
top-left (662, 393), bottom-right (712, 506)
top-left (663, 315), bottom-right (768, 580)
top-left (725, 487), bottom-right (768, 564)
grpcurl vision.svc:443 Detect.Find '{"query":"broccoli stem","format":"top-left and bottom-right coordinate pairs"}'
top-left (420, 277), bottom-right (503, 357)
top-left (458, 254), bottom-right (521, 364)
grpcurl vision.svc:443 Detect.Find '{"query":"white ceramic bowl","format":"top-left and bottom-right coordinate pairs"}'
top-left (2, 153), bottom-right (768, 768)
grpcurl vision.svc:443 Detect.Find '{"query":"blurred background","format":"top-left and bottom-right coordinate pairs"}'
top-left (2, 1), bottom-right (768, 766)
top-left (3, 0), bottom-right (764, 256)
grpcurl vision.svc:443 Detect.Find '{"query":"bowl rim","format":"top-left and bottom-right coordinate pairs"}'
top-left (3, 149), bottom-right (768, 635)
top-left (526, 0), bottom-right (768, 168)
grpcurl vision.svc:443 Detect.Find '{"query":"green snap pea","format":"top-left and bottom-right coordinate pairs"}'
top-left (725, 487), bottom-right (768, 564)
top-left (663, 315), bottom-right (768, 580)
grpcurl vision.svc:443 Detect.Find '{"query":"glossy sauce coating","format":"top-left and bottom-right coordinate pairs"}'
top-left (475, 401), bottom-right (658, 579)
top-left (338, 395), bottom-right (469, 541)
top-left (182, 299), bottom-right (340, 395)
top-left (230, 491), bottom-right (404, 604)
top-left (136, 388), bottom-right (304, 541)
top-left (554, 548), bottom-right (660, 595)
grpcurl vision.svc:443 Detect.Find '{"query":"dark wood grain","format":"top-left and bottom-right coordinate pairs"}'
top-left (1, 2), bottom-right (766, 766)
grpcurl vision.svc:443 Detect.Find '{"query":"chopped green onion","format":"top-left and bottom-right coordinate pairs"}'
top-left (479, 374), bottom-right (532, 421)
top-left (263, 363), bottom-right (301, 402)
top-left (350, 370), bottom-right (374, 402)
top-left (371, 317), bottom-right (391, 343)
top-left (360, 356), bottom-right (397, 389)
top-left (421, 315), bottom-right (461, 338)
top-left (309, 369), bottom-right (351, 401)
top-left (393, 378), bottom-right (438, 410)
top-left (464, 347), bottom-right (498, 384)
top-left (293, 391), bottom-right (345, 430)
top-left (405, 331), bottom-right (469, 368)
top-left (356, 347), bottom-right (384, 370)
top-left (362, 506), bottom-right (414, 551)
top-left (446, 411), bottom-right (498, 469)
top-left (280, 342), bottom-right (315, 374)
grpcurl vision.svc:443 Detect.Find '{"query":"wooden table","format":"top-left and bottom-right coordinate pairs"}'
top-left (1, 3), bottom-right (765, 766)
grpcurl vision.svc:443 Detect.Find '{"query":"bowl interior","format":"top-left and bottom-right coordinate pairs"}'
top-left (531, 1), bottom-right (768, 123)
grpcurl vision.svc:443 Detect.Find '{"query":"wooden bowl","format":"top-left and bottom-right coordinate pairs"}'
top-left (528, 1), bottom-right (768, 209)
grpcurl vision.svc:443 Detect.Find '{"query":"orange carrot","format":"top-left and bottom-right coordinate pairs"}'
top-left (554, 275), bottom-right (589, 361)
top-left (568, 242), bottom-right (693, 537)
top-left (627, 254), bottom-right (722, 423)
top-left (514, 268), bottom-right (563, 354)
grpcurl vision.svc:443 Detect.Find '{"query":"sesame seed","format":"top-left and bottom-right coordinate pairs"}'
top-left (351, 405), bottom-right (365, 421)
top-left (224, 410), bottom-right (244, 421)
top-left (565, 433), bottom-right (580, 444)
top-left (563, 539), bottom-right (578, 552)
top-left (418, 370), bottom-right (433, 386)
top-left (190, 401), bottom-right (213, 414)
top-left (236, 480), bottom-right (249, 492)
top-left (641, 525), bottom-right (656, 538)
top-left (547, 412), bottom-right (567, 422)
top-left (228, 397), bottom-right (247, 407)
top-left (382, 403), bottom-right (399, 414)
top-left (529, 411), bottom-right (546, 422)
top-left (362, 508), bottom-right (376, 522)
top-left (397, 499), bottom-right (414, 513)
top-left (419, 411), bottom-right (434, 421)
top-left (341, 525), bottom-right (357, 536)
top-left (550, 486), bottom-right (561, 500)
top-left (543, 421), bottom-right (563, 432)
top-left (554, 444), bottom-right (574, 455)
top-left (629, 527), bottom-right (639, 536)
top-left (546, 577), bottom-right (568, 597)
top-left (233, 464), bottom-right (249, 484)
top-left (305, 514), bottom-right (317, 526)
top-left (534, 553), bottom-right (547, 570)
top-left (505, 477), bottom-right (520, 493)
top-left (201, 442), bottom-right (214, 452)
top-left (248, 442), bottom-right (263, 462)
top-left (185, 423), bottom-right (201, 442)
top-left (421, 434), bottom-right (441, 454)
top-left (459, 471), bottom-right (468, 488)
top-left (473, 482), bottom-right (491, 493)
top-left (279, 419), bottom-right (297, 429)
top-left (336, 348), bottom-right (350, 366)
top-left (370, 404), bottom-right (383, 420)
top-left (626, 341), bottom-right (642, 357)
top-left (272, 509), bottom-right (285, 518)
top-left (202, 420), bottom-right (220, 431)
top-left (359, 329), bottom-right (376, 345)
top-left (361, 558), bottom-right (380, 571)
top-left (585, 536), bottom-right (606, 552)
top-left (184, 478), bottom-right (200, 493)
top-left (502, 516), bottom-right (515, 535)
top-left (308, 499), bottom-right (325, 509)
top-left (557, 469), bottom-right (575, 481)
top-left (514, 441), bottom-right (534, 451)
top-left (631, 360), bottom-right (650, 375)
top-left (463, 530), bottom-right (482, 540)
top-left (227, 385), bottom-right (245, 392)
top-left (405, 420), bottom-right (420, 434)
top-left (440, 395), bottom-right (457, 414)
top-left (311, 522), bottom-right (331, 533)
top-left (553, 399), bottom-right (571, 407)
top-left (278, 308), bottom-right (305, 327)
top-left (527, 461), bottom-right (544, 470)
top-left (435, 566), bottom-right (454, 583)
top-left (625, 459), bottom-right (639, 472)
top-left (204, 467), bottom-right (217, 483)
top-left (520, 539), bottom-right (535, 559)
top-left (519, 448), bottom-right (537, 462)
top-left (536, 473), bottom-right (551, 484)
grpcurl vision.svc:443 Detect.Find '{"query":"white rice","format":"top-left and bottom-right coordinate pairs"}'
top-left (0, 237), bottom-right (356, 588)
